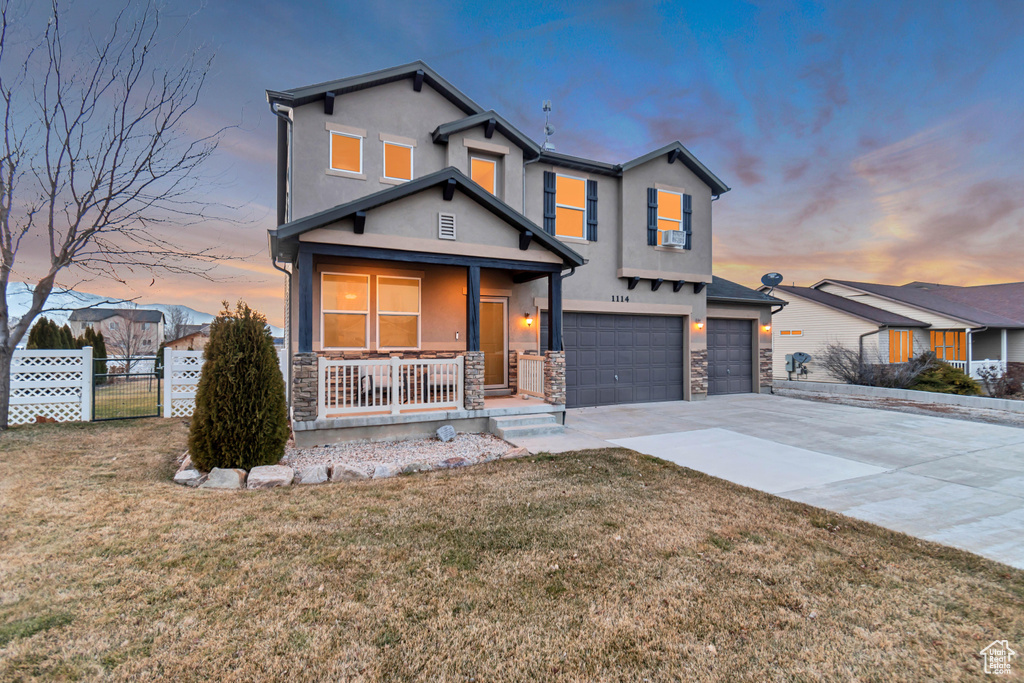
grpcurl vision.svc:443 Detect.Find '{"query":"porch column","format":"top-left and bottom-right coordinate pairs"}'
top-left (1002, 328), bottom-right (1009, 373)
top-left (544, 271), bottom-right (565, 406)
top-left (966, 329), bottom-right (973, 371)
top-left (547, 271), bottom-right (563, 352)
top-left (464, 265), bottom-right (484, 410)
top-left (298, 247), bottom-right (313, 353)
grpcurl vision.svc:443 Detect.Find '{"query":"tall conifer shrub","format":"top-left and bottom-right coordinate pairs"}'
top-left (188, 302), bottom-right (289, 471)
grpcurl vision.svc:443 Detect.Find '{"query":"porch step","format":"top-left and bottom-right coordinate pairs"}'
top-left (489, 414), bottom-right (564, 440)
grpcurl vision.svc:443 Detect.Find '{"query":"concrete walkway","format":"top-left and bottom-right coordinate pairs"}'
top-left (562, 394), bottom-right (1024, 569)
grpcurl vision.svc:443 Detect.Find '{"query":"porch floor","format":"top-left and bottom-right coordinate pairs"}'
top-left (296, 394), bottom-right (560, 434)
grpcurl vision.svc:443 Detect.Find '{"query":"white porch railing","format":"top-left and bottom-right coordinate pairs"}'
top-left (517, 353), bottom-right (544, 398)
top-left (318, 356), bottom-right (464, 417)
top-left (946, 359), bottom-right (1006, 379)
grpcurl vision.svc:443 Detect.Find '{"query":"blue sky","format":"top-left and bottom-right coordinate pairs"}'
top-left (24, 0), bottom-right (1024, 322)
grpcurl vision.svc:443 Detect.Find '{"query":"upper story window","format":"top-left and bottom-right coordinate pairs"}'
top-left (377, 276), bottom-right (420, 349)
top-left (555, 174), bottom-right (586, 239)
top-left (322, 273), bottom-right (369, 349)
top-left (382, 141), bottom-right (413, 182)
top-left (470, 157), bottom-right (496, 194)
top-left (656, 189), bottom-right (682, 246)
top-left (109, 321), bottom-right (120, 330)
top-left (330, 131), bottom-right (362, 174)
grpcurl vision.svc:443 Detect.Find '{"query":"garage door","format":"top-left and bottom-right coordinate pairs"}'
top-left (542, 312), bottom-right (684, 408)
top-left (707, 318), bottom-right (753, 395)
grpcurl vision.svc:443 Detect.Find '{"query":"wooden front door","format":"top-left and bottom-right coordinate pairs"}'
top-left (480, 298), bottom-right (508, 388)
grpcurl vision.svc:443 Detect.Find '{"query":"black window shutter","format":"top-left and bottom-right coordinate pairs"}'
top-left (682, 193), bottom-right (693, 249)
top-left (543, 171), bottom-right (556, 235)
top-left (647, 187), bottom-right (658, 246)
top-left (586, 179), bottom-right (598, 241)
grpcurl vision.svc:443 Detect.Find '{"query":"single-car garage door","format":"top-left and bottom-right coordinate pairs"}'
top-left (706, 318), bottom-right (753, 395)
top-left (542, 312), bottom-right (684, 408)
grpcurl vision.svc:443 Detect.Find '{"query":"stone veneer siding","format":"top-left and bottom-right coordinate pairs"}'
top-left (690, 348), bottom-right (708, 395)
top-left (759, 347), bottom-right (773, 389)
top-left (292, 352), bottom-right (318, 422)
top-left (508, 350), bottom-right (518, 394)
top-left (543, 351), bottom-right (565, 405)
top-left (463, 351), bottom-right (485, 410)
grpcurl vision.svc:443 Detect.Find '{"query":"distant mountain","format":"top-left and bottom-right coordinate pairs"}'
top-left (6, 282), bottom-right (284, 338)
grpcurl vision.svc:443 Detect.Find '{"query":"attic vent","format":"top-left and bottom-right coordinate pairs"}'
top-left (438, 213), bottom-right (456, 240)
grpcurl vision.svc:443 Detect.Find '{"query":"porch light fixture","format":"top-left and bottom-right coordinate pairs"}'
top-left (525, 313), bottom-right (534, 327)
top-left (695, 319), bottom-right (704, 330)
top-left (763, 324), bottom-right (772, 332)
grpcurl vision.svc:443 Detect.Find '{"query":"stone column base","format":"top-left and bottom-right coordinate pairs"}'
top-left (544, 351), bottom-right (565, 405)
top-left (690, 348), bottom-right (708, 397)
top-left (292, 352), bottom-right (318, 422)
top-left (464, 351), bottom-right (485, 410)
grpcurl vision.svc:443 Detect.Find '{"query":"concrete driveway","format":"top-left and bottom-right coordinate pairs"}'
top-left (563, 393), bottom-right (1024, 569)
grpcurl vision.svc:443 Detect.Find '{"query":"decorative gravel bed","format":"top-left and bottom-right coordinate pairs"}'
top-left (283, 432), bottom-right (515, 477)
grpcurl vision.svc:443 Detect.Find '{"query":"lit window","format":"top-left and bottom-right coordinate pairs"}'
top-left (322, 273), bottom-right (368, 348)
top-left (383, 141), bottom-right (413, 181)
top-left (779, 330), bottom-right (803, 336)
top-left (889, 330), bottom-right (914, 363)
top-left (930, 330), bottom-right (966, 362)
top-left (555, 174), bottom-right (586, 239)
top-left (377, 276), bottom-right (420, 349)
top-left (657, 189), bottom-right (682, 246)
top-left (470, 157), bottom-right (496, 194)
top-left (330, 131), bottom-right (362, 174)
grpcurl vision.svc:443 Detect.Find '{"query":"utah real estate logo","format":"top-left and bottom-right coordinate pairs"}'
top-left (980, 640), bottom-right (1016, 675)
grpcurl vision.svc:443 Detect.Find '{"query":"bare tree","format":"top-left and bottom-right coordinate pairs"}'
top-left (0, 1), bottom-right (231, 428)
top-left (104, 305), bottom-right (158, 374)
top-left (165, 305), bottom-right (193, 342)
top-left (818, 342), bottom-right (937, 389)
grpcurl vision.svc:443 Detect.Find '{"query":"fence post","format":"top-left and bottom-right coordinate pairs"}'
top-left (163, 349), bottom-right (174, 418)
top-left (80, 346), bottom-right (93, 422)
top-left (317, 355), bottom-right (327, 420)
top-left (456, 355), bottom-right (465, 410)
top-left (390, 356), bottom-right (401, 415)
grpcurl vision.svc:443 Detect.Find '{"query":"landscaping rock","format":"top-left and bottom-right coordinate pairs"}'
top-left (372, 463), bottom-right (401, 479)
top-left (435, 456), bottom-right (470, 469)
top-left (246, 465), bottom-right (294, 490)
top-left (504, 447), bottom-right (530, 459)
top-left (200, 468), bottom-right (247, 490)
top-left (401, 461), bottom-right (432, 474)
top-left (330, 463), bottom-right (369, 482)
top-left (294, 464), bottom-right (329, 485)
top-left (173, 468), bottom-right (206, 487)
top-left (177, 453), bottom-right (193, 473)
top-left (436, 425), bottom-right (456, 442)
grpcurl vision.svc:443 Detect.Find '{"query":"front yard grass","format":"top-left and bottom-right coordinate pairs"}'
top-left (0, 420), bottom-right (1021, 681)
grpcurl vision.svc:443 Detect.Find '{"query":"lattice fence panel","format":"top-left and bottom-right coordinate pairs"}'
top-left (163, 348), bottom-right (289, 418)
top-left (8, 350), bottom-right (90, 425)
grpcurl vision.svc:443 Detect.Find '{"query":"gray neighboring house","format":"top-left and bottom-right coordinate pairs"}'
top-left (764, 279), bottom-right (1024, 382)
top-left (267, 61), bottom-right (782, 445)
top-left (67, 308), bottom-right (165, 355)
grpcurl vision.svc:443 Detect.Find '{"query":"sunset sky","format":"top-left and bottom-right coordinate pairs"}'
top-left (14, 0), bottom-right (1024, 326)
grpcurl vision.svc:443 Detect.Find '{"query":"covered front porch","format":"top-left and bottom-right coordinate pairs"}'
top-left (929, 328), bottom-right (1010, 379)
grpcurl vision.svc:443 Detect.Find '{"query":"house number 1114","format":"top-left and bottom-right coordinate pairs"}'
top-left (611, 295), bottom-right (630, 302)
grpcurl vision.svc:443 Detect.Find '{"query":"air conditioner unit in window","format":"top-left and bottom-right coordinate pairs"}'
top-left (661, 230), bottom-right (688, 247)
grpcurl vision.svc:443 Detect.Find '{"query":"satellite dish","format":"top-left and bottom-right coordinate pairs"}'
top-left (761, 272), bottom-right (784, 288)
top-left (793, 352), bottom-right (812, 364)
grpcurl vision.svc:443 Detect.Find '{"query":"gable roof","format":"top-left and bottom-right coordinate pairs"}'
top-left (775, 285), bottom-right (928, 327)
top-left (819, 279), bottom-right (1024, 328)
top-left (266, 61), bottom-right (483, 116)
top-left (69, 308), bottom-right (165, 324)
top-left (432, 111), bottom-right (541, 159)
top-left (619, 142), bottom-right (731, 196)
top-left (269, 167), bottom-right (585, 267)
top-left (707, 277), bottom-right (785, 306)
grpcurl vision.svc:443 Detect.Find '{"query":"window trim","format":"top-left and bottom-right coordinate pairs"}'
top-left (376, 275), bottom-right (422, 351)
top-left (382, 140), bottom-right (414, 182)
top-left (656, 188), bottom-right (684, 248)
top-left (469, 156), bottom-right (497, 194)
top-left (779, 330), bottom-right (803, 336)
top-left (320, 272), bottom-right (370, 351)
top-left (889, 329), bottom-right (914, 363)
top-left (930, 329), bottom-right (966, 362)
top-left (554, 172), bottom-right (587, 240)
top-left (329, 130), bottom-right (363, 175)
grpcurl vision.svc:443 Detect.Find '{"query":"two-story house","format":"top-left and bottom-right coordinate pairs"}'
top-left (266, 62), bottom-right (781, 446)
top-left (68, 308), bottom-right (165, 356)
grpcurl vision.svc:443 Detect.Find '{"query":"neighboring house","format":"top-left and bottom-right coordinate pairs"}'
top-left (266, 62), bottom-right (781, 445)
top-left (164, 324), bottom-right (211, 351)
top-left (68, 308), bottom-right (165, 356)
top-left (764, 279), bottom-right (1024, 382)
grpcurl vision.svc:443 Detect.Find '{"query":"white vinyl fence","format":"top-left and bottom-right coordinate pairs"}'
top-left (8, 348), bottom-right (93, 425)
top-left (5, 346), bottom-right (288, 424)
top-left (318, 356), bottom-right (463, 417)
top-left (516, 353), bottom-right (544, 398)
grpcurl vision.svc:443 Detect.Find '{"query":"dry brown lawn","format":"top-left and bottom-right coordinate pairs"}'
top-left (0, 419), bottom-right (1022, 681)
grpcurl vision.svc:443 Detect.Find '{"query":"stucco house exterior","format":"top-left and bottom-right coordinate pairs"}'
top-left (68, 308), bottom-right (164, 356)
top-left (266, 62), bottom-right (780, 445)
top-left (764, 279), bottom-right (1024, 382)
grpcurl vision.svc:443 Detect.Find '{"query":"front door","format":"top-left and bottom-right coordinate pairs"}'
top-left (480, 298), bottom-right (508, 388)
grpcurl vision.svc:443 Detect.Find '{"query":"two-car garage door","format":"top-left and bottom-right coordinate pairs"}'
top-left (542, 313), bottom-right (755, 408)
